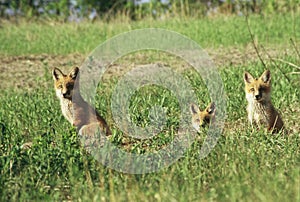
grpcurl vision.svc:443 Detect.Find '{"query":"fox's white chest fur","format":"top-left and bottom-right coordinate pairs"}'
top-left (247, 100), bottom-right (269, 126)
top-left (59, 97), bottom-right (73, 125)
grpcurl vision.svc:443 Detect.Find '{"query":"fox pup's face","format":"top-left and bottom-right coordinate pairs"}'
top-left (244, 70), bottom-right (271, 103)
top-left (52, 67), bottom-right (79, 100)
top-left (190, 102), bottom-right (216, 132)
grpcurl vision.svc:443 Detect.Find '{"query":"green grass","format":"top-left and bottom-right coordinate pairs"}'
top-left (1, 13), bottom-right (299, 55)
top-left (0, 14), bottom-right (300, 201)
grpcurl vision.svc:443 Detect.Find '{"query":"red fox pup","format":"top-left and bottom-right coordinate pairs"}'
top-left (244, 70), bottom-right (284, 133)
top-left (190, 102), bottom-right (216, 132)
top-left (52, 67), bottom-right (111, 136)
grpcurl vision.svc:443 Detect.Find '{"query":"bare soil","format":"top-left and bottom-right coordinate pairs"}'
top-left (0, 45), bottom-right (296, 91)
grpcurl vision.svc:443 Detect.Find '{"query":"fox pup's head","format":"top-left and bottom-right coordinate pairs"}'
top-left (244, 70), bottom-right (271, 103)
top-left (190, 102), bottom-right (216, 132)
top-left (52, 67), bottom-right (79, 100)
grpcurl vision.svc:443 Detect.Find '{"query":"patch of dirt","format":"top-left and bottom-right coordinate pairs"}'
top-left (207, 44), bottom-right (298, 67)
top-left (0, 54), bottom-right (85, 90)
top-left (0, 45), bottom-right (298, 91)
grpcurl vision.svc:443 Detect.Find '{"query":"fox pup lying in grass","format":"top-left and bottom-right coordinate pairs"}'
top-left (190, 102), bottom-right (216, 132)
top-left (52, 67), bottom-right (111, 139)
top-left (244, 70), bottom-right (284, 133)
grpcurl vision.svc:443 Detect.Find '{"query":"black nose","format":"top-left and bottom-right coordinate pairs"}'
top-left (255, 94), bottom-right (261, 100)
top-left (63, 92), bottom-right (70, 98)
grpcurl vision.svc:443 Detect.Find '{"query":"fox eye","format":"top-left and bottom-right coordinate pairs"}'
top-left (250, 88), bottom-right (255, 92)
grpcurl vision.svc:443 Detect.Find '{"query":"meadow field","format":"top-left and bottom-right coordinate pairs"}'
top-left (0, 14), bottom-right (299, 201)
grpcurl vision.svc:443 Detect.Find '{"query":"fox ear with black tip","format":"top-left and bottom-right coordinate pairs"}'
top-left (244, 71), bottom-right (254, 84)
top-left (52, 67), bottom-right (64, 81)
top-left (260, 70), bottom-right (271, 83)
top-left (206, 102), bottom-right (216, 114)
top-left (69, 67), bottom-right (80, 80)
top-left (190, 103), bottom-right (200, 115)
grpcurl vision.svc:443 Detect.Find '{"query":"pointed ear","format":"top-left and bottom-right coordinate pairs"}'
top-left (52, 68), bottom-right (64, 80)
top-left (260, 70), bottom-right (271, 83)
top-left (69, 67), bottom-right (79, 80)
top-left (190, 103), bottom-right (200, 115)
top-left (206, 102), bottom-right (216, 114)
top-left (244, 71), bottom-right (254, 84)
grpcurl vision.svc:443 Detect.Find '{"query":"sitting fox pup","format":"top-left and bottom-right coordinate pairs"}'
top-left (52, 67), bottom-right (111, 136)
top-left (190, 102), bottom-right (216, 132)
top-left (244, 70), bottom-right (284, 133)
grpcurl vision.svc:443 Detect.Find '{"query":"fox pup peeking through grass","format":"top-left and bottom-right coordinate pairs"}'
top-left (244, 69), bottom-right (284, 133)
top-left (52, 67), bottom-right (111, 138)
top-left (190, 102), bottom-right (216, 132)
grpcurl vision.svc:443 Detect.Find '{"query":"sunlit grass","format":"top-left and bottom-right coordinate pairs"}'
top-left (0, 13), bottom-right (299, 55)
top-left (0, 14), bottom-right (299, 201)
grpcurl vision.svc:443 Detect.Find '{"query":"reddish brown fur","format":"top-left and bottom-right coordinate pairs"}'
top-left (52, 67), bottom-right (111, 135)
top-left (190, 102), bottom-right (216, 132)
top-left (244, 70), bottom-right (284, 133)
